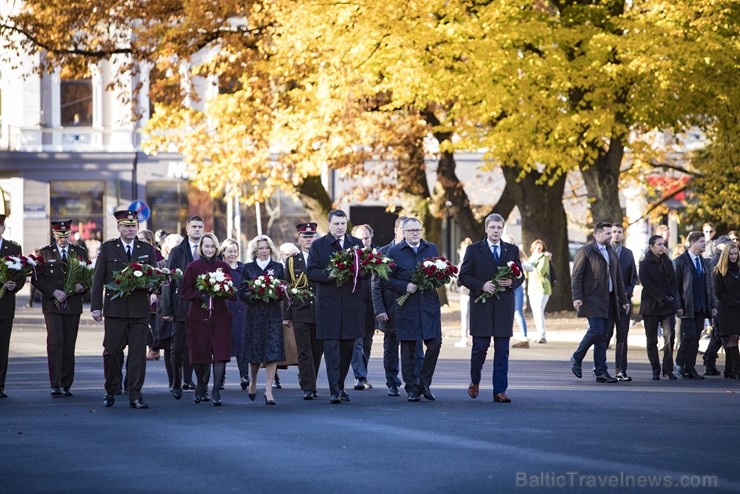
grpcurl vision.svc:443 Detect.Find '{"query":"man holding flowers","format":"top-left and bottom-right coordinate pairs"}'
top-left (32, 219), bottom-right (90, 397)
top-left (0, 213), bottom-right (25, 398)
top-left (458, 213), bottom-right (524, 403)
top-left (307, 209), bottom-right (366, 404)
top-left (385, 217), bottom-right (443, 402)
top-left (91, 210), bottom-right (158, 409)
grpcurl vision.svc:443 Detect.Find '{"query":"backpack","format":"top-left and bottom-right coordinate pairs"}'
top-left (548, 259), bottom-right (557, 285)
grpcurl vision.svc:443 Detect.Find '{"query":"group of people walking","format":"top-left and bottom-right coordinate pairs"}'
top-left (1, 210), bottom-right (738, 408)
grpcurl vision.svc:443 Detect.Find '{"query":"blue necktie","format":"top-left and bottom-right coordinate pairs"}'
top-left (694, 256), bottom-right (702, 277)
top-left (492, 245), bottom-right (499, 262)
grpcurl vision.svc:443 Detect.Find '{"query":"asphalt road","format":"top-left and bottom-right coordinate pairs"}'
top-left (2, 295), bottom-right (740, 493)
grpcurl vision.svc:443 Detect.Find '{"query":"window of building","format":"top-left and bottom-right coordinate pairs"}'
top-left (50, 180), bottom-right (104, 241)
top-left (146, 180), bottom-right (191, 235)
top-left (60, 79), bottom-right (93, 126)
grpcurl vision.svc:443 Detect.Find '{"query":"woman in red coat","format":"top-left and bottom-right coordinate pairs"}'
top-left (179, 233), bottom-right (233, 406)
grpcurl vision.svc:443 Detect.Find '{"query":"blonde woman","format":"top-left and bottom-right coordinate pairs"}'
top-left (527, 240), bottom-right (552, 344)
top-left (238, 235), bottom-right (285, 405)
top-left (220, 238), bottom-right (249, 391)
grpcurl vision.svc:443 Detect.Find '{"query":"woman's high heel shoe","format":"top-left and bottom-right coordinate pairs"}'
top-left (662, 371), bottom-right (678, 380)
top-left (240, 377), bottom-right (250, 391)
top-left (264, 394), bottom-right (276, 406)
top-left (194, 384), bottom-right (203, 404)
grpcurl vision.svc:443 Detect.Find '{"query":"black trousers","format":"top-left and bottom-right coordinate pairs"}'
top-left (606, 304), bottom-right (631, 373)
top-left (170, 321), bottom-right (194, 387)
top-left (643, 314), bottom-right (675, 374)
top-left (400, 337), bottom-right (440, 394)
top-left (44, 312), bottom-right (81, 389)
top-left (676, 312), bottom-right (708, 370)
top-left (702, 316), bottom-right (723, 369)
top-left (322, 338), bottom-right (353, 397)
top-left (103, 316), bottom-right (148, 401)
top-left (293, 321), bottom-right (323, 391)
top-left (0, 318), bottom-right (13, 392)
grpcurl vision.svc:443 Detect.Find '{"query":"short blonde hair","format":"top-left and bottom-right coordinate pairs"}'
top-left (246, 235), bottom-right (279, 262)
top-left (220, 238), bottom-right (240, 256)
top-left (198, 233), bottom-right (220, 260)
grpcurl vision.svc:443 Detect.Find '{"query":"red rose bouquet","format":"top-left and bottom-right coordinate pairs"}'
top-left (195, 268), bottom-right (236, 312)
top-left (242, 273), bottom-right (287, 303)
top-left (328, 246), bottom-right (395, 292)
top-left (474, 261), bottom-right (523, 303)
top-left (105, 263), bottom-right (183, 300)
top-left (397, 256), bottom-right (458, 306)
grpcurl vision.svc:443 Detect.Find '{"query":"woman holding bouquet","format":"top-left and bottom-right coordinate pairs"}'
top-left (220, 238), bottom-right (249, 391)
top-left (239, 235), bottom-right (285, 405)
top-left (179, 233), bottom-right (234, 406)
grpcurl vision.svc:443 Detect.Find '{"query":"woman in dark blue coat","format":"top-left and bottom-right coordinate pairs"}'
top-left (220, 238), bottom-right (248, 390)
top-left (239, 235), bottom-right (285, 405)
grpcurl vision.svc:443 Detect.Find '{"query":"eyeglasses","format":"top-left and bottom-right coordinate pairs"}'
top-left (404, 229), bottom-right (422, 234)
top-left (704, 230), bottom-right (714, 234)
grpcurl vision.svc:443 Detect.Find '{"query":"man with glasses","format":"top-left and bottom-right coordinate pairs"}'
top-left (385, 218), bottom-right (442, 402)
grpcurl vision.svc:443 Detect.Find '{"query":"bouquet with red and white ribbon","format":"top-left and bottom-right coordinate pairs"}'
top-left (0, 255), bottom-right (38, 298)
top-left (195, 268), bottom-right (236, 315)
top-left (328, 246), bottom-right (395, 292)
top-left (105, 263), bottom-right (183, 300)
top-left (474, 261), bottom-right (523, 303)
top-left (397, 256), bottom-right (458, 306)
top-left (242, 273), bottom-right (287, 303)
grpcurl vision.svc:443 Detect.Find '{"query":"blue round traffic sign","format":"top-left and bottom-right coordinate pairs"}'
top-left (128, 200), bottom-right (151, 223)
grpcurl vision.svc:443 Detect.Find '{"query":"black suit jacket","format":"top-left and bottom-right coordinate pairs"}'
top-left (0, 238), bottom-right (24, 321)
top-left (90, 238), bottom-right (158, 318)
top-left (32, 243), bottom-right (89, 315)
top-left (161, 238), bottom-right (195, 321)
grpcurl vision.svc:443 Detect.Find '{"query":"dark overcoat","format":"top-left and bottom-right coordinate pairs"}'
top-left (0, 238), bottom-right (24, 321)
top-left (226, 261), bottom-right (246, 357)
top-left (713, 265), bottom-right (740, 337)
top-left (638, 250), bottom-right (680, 317)
top-left (615, 245), bottom-right (639, 298)
top-left (32, 243), bottom-right (89, 315)
top-left (161, 238), bottom-right (194, 322)
top-left (90, 238), bottom-right (158, 318)
top-left (371, 241), bottom-right (398, 332)
top-left (239, 260), bottom-right (286, 363)
top-left (179, 258), bottom-right (233, 364)
top-left (570, 241), bottom-right (628, 319)
top-left (306, 233), bottom-right (365, 340)
top-left (458, 238), bottom-right (523, 337)
top-left (385, 240), bottom-right (442, 341)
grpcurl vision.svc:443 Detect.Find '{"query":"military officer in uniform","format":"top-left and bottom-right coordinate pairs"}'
top-left (91, 210), bottom-right (158, 409)
top-left (32, 219), bottom-right (89, 397)
top-left (283, 222), bottom-right (323, 400)
top-left (0, 214), bottom-right (24, 399)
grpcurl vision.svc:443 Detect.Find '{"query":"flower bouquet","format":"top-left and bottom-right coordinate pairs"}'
top-left (105, 263), bottom-right (183, 300)
top-left (195, 268), bottom-right (236, 313)
top-left (474, 261), bottom-right (523, 303)
top-left (242, 274), bottom-right (287, 303)
top-left (0, 255), bottom-right (38, 298)
top-left (328, 246), bottom-right (395, 292)
top-left (397, 256), bottom-right (458, 306)
top-left (57, 253), bottom-right (95, 309)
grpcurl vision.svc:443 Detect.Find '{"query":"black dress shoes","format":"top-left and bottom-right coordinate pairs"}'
top-left (593, 372), bottom-right (618, 383)
top-left (675, 365), bottom-right (692, 379)
top-left (570, 357), bottom-right (582, 379)
top-left (103, 394), bottom-right (115, 407)
top-left (0, 391), bottom-right (7, 398)
top-left (353, 378), bottom-right (365, 391)
top-left (340, 390), bottom-right (351, 402)
top-left (130, 399), bottom-right (149, 409)
top-left (240, 377), bottom-right (250, 390)
top-left (312, 390), bottom-right (319, 398)
top-left (704, 367), bottom-right (721, 376)
top-left (616, 372), bottom-right (632, 382)
top-left (51, 387), bottom-right (63, 397)
top-left (663, 371), bottom-right (678, 380)
top-left (422, 387), bottom-right (436, 401)
top-left (329, 394), bottom-right (342, 404)
top-left (407, 392), bottom-right (421, 402)
top-left (388, 385), bottom-right (400, 397)
top-left (171, 388), bottom-right (183, 400)
top-left (688, 368), bottom-right (705, 380)
top-left (183, 382), bottom-right (196, 391)
top-left (303, 390), bottom-right (314, 400)
top-left (63, 388), bottom-right (73, 397)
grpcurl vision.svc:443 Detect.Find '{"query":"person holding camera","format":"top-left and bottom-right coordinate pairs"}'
top-left (639, 235), bottom-right (681, 380)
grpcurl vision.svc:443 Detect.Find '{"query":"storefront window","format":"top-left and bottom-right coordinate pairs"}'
top-left (146, 181), bottom-right (190, 235)
top-left (50, 180), bottom-right (104, 242)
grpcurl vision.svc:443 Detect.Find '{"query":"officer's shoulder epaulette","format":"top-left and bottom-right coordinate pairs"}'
top-left (5, 239), bottom-right (20, 247)
top-left (103, 238), bottom-right (119, 244)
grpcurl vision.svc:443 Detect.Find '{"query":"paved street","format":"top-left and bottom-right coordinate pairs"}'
top-left (2, 296), bottom-right (739, 493)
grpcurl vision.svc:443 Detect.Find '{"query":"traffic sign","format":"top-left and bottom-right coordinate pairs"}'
top-left (128, 200), bottom-right (151, 223)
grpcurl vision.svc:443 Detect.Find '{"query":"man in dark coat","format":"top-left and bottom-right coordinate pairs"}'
top-left (0, 214), bottom-right (24, 398)
top-left (32, 219), bottom-right (89, 397)
top-left (307, 209), bottom-right (365, 404)
top-left (385, 217), bottom-right (442, 402)
top-left (91, 210), bottom-right (158, 409)
top-left (283, 222), bottom-right (323, 400)
top-left (161, 215), bottom-right (204, 398)
top-left (458, 213), bottom-right (524, 403)
top-left (673, 231), bottom-right (716, 379)
top-left (605, 223), bottom-right (638, 381)
top-left (570, 221), bottom-right (629, 383)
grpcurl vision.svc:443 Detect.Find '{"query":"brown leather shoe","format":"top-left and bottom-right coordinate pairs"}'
top-left (493, 392), bottom-right (511, 403)
top-left (467, 383), bottom-right (479, 399)
top-left (512, 341), bottom-right (529, 349)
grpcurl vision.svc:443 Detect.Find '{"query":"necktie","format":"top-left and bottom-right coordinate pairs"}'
top-left (62, 249), bottom-right (68, 262)
top-left (126, 245), bottom-right (132, 260)
top-left (694, 255), bottom-right (702, 277)
top-left (192, 244), bottom-right (199, 260)
top-left (492, 244), bottom-right (499, 262)
top-left (412, 245), bottom-right (418, 254)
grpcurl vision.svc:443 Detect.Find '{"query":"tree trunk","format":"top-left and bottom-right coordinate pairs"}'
top-left (580, 137), bottom-right (625, 225)
top-left (297, 175), bottom-right (334, 232)
top-left (501, 166), bottom-right (572, 312)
